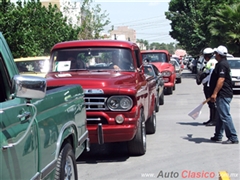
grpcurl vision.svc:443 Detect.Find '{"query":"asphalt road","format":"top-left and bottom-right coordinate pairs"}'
top-left (77, 69), bottom-right (240, 180)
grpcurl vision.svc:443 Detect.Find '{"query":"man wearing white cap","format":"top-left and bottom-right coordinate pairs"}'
top-left (209, 45), bottom-right (238, 144)
top-left (196, 47), bottom-right (218, 126)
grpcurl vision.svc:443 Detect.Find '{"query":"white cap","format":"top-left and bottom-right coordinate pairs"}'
top-left (203, 47), bottom-right (214, 54)
top-left (214, 45), bottom-right (228, 56)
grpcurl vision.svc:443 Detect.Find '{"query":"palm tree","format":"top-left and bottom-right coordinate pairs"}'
top-left (209, 3), bottom-right (240, 55)
top-left (143, 40), bottom-right (149, 50)
top-left (137, 39), bottom-right (145, 50)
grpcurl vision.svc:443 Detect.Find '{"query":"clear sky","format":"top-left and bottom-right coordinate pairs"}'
top-left (93, 0), bottom-right (176, 44)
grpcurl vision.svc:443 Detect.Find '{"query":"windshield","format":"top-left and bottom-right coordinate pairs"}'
top-left (50, 48), bottom-right (134, 72)
top-left (143, 65), bottom-right (154, 76)
top-left (228, 59), bottom-right (240, 69)
top-left (170, 60), bottom-right (180, 67)
top-left (142, 53), bottom-right (167, 63)
top-left (16, 59), bottom-right (49, 73)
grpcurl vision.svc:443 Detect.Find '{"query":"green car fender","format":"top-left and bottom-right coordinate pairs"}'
top-left (55, 122), bottom-right (78, 158)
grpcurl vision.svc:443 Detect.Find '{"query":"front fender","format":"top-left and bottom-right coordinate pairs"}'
top-left (55, 121), bottom-right (78, 159)
top-left (136, 83), bottom-right (148, 122)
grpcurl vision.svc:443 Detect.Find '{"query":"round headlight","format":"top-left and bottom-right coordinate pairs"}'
top-left (108, 98), bottom-right (119, 109)
top-left (107, 96), bottom-right (133, 111)
top-left (162, 70), bottom-right (172, 77)
top-left (120, 98), bottom-right (132, 109)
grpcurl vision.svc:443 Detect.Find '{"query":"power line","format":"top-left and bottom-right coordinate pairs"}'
top-left (104, 21), bottom-right (171, 32)
top-left (113, 18), bottom-right (170, 28)
top-left (102, 14), bottom-right (174, 43)
top-left (113, 15), bottom-right (167, 26)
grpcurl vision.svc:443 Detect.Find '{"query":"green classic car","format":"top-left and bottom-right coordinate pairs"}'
top-left (0, 32), bottom-right (89, 179)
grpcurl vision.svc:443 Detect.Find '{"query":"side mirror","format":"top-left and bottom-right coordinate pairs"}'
top-left (12, 75), bottom-right (46, 99)
top-left (158, 72), bottom-right (163, 77)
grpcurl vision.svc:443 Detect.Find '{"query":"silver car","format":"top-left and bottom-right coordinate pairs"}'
top-left (170, 58), bottom-right (182, 83)
top-left (228, 57), bottom-right (240, 91)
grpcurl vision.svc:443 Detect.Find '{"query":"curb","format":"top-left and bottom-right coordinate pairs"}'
top-left (219, 171), bottom-right (230, 180)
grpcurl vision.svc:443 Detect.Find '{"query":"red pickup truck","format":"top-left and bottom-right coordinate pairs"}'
top-left (141, 50), bottom-right (176, 95)
top-left (46, 40), bottom-right (157, 155)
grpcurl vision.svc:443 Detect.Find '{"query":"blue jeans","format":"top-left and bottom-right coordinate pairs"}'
top-left (214, 97), bottom-right (238, 141)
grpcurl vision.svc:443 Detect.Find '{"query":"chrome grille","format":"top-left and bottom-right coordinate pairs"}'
top-left (84, 97), bottom-right (108, 110)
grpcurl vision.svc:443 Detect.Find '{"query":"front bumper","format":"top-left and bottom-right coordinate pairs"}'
top-left (86, 110), bottom-right (139, 144)
top-left (87, 123), bottom-right (137, 144)
top-left (164, 81), bottom-right (174, 88)
top-left (232, 80), bottom-right (240, 91)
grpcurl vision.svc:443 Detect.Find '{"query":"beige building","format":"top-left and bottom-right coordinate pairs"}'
top-left (109, 26), bottom-right (136, 43)
top-left (41, 0), bottom-right (82, 26)
top-left (41, 0), bottom-right (60, 8)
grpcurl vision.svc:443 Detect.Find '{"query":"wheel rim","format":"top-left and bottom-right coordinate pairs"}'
top-left (153, 111), bottom-right (156, 130)
top-left (141, 114), bottom-right (146, 150)
top-left (64, 155), bottom-right (75, 180)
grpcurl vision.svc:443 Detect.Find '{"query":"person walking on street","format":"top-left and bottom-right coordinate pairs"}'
top-left (196, 47), bottom-right (218, 126)
top-left (209, 45), bottom-right (239, 144)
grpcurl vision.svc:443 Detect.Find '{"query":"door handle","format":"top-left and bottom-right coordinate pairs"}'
top-left (2, 103), bottom-right (37, 150)
top-left (17, 111), bottom-right (31, 123)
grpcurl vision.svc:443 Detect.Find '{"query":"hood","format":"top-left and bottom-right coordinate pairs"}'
top-left (150, 62), bottom-right (174, 72)
top-left (231, 69), bottom-right (240, 77)
top-left (46, 70), bottom-right (136, 90)
top-left (20, 72), bottom-right (47, 78)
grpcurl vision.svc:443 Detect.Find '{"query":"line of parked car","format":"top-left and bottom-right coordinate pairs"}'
top-left (1, 32), bottom-right (184, 179)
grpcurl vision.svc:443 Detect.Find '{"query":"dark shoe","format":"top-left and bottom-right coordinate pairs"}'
top-left (222, 139), bottom-right (239, 144)
top-left (203, 119), bottom-right (211, 125)
top-left (205, 121), bottom-right (216, 126)
top-left (210, 137), bottom-right (222, 142)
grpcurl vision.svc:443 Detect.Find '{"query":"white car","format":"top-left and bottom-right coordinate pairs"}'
top-left (228, 57), bottom-right (240, 91)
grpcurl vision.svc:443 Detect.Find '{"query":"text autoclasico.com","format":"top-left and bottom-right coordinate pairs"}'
top-left (156, 170), bottom-right (238, 178)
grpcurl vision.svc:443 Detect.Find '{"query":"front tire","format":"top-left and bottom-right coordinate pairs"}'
top-left (128, 109), bottom-right (146, 156)
top-left (176, 77), bottom-right (182, 83)
top-left (164, 87), bottom-right (173, 95)
top-left (155, 96), bottom-right (159, 112)
top-left (159, 91), bottom-right (164, 105)
top-left (173, 83), bottom-right (176, 90)
top-left (54, 143), bottom-right (78, 180)
top-left (146, 111), bottom-right (156, 134)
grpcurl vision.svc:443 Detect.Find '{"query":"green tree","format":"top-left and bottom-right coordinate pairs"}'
top-left (0, 0), bottom-right (110, 57)
top-left (0, 0), bottom-right (80, 57)
top-left (209, 3), bottom-right (240, 55)
top-left (137, 39), bottom-right (178, 53)
top-left (79, 0), bottom-right (110, 39)
top-left (165, 0), bottom-right (239, 56)
top-left (165, 0), bottom-right (200, 55)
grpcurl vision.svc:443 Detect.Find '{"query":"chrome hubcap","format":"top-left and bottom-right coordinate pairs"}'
top-left (64, 156), bottom-right (75, 180)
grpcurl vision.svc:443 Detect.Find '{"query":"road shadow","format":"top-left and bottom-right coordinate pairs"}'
top-left (77, 142), bottom-right (129, 164)
top-left (181, 69), bottom-right (197, 79)
top-left (181, 136), bottom-right (222, 144)
top-left (177, 122), bottom-right (204, 126)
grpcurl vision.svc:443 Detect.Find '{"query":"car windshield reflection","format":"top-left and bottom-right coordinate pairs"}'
top-left (50, 48), bottom-right (135, 72)
top-left (142, 53), bottom-right (168, 63)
